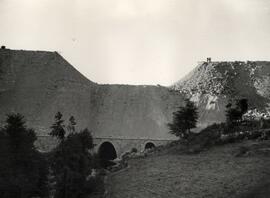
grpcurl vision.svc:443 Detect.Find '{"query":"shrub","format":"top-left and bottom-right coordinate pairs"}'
top-left (192, 123), bottom-right (223, 146)
top-left (84, 175), bottom-right (105, 195)
top-left (225, 98), bottom-right (248, 124)
top-left (235, 146), bottom-right (249, 157)
top-left (247, 130), bottom-right (263, 140)
top-left (262, 119), bottom-right (270, 129)
top-left (131, 148), bottom-right (138, 153)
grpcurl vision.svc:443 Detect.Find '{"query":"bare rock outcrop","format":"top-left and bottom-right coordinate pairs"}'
top-left (171, 60), bottom-right (270, 129)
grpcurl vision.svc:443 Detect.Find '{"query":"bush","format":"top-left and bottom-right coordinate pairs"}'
top-left (260, 130), bottom-right (270, 140)
top-left (222, 119), bottom-right (263, 135)
top-left (190, 123), bottom-right (223, 147)
top-left (262, 119), bottom-right (270, 129)
top-left (235, 146), bottom-right (249, 157)
top-left (131, 148), bottom-right (138, 153)
top-left (84, 175), bottom-right (105, 195)
top-left (191, 120), bottom-right (270, 151)
top-left (225, 98), bottom-right (248, 124)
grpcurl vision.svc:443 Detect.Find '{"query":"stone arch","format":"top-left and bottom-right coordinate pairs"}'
top-left (144, 142), bottom-right (155, 150)
top-left (98, 141), bottom-right (117, 160)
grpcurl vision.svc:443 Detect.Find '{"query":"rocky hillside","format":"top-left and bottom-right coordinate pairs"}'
top-left (171, 60), bottom-right (270, 129)
top-left (0, 48), bottom-right (183, 145)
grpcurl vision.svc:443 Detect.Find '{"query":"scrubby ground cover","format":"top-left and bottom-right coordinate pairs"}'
top-left (107, 140), bottom-right (270, 198)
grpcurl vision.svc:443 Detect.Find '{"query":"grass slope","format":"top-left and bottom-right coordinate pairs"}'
top-left (107, 140), bottom-right (270, 198)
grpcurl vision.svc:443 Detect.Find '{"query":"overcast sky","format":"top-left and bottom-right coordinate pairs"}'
top-left (1, 0), bottom-right (270, 85)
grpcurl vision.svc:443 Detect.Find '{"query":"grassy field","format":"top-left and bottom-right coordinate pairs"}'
top-left (107, 140), bottom-right (270, 198)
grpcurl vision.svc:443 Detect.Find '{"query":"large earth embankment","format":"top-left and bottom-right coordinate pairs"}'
top-left (2, 49), bottom-right (270, 150)
top-left (0, 48), bottom-right (183, 150)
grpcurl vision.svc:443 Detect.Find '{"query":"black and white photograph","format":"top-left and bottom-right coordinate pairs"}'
top-left (1, 0), bottom-right (270, 197)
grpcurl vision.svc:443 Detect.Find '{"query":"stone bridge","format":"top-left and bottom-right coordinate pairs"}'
top-left (36, 135), bottom-right (174, 160)
top-left (94, 137), bottom-right (173, 160)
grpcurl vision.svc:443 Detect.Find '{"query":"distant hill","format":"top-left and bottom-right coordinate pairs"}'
top-left (171, 60), bottom-right (270, 129)
top-left (0, 48), bottom-right (183, 143)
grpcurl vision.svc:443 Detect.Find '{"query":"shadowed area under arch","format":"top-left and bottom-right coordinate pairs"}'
top-left (98, 141), bottom-right (117, 161)
top-left (145, 142), bottom-right (155, 150)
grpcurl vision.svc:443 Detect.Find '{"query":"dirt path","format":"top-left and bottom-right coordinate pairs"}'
top-left (107, 141), bottom-right (270, 198)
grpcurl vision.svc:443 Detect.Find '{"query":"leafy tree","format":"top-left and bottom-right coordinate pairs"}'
top-left (0, 113), bottom-right (48, 198)
top-left (50, 128), bottom-right (96, 198)
top-left (49, 112), bottom-right (66, 141)
top-left (168, 99), bottom-right (198, 139)
top-left (67, 116), bottom-right (76, 134)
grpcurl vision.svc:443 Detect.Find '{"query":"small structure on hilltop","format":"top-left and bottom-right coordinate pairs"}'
top-left (207, 57), bottom-right (212, 63)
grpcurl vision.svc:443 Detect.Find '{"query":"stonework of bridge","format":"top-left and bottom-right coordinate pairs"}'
top-left (36, 135), bottom-right (174, 159)
top-left (94, 137), bottom-right (174, 159)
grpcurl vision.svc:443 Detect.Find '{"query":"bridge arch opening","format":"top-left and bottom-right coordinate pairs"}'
top-left (145, 142), bottom-right (155, 150)
top-left (98, 141), bottom-right (117, 161)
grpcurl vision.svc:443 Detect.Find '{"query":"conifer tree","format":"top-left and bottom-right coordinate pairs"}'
top-left (168, 99), bottom-right (198, 139)
top-left (49, 112), bottom-right (66, 141)
top-left (0, 113), bottom-right (48, 198)
top-left (67, 116), bottom-right (76, 134)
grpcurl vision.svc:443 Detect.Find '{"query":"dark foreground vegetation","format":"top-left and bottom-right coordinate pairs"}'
top-left (0, 114), bottom-right (48, 198)
top-left (0, 113), bottom-right (104, 198)
top-left (1, 97), bottom-right (269, 198)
